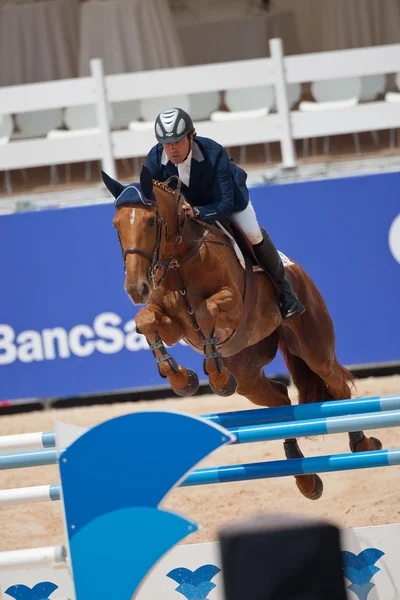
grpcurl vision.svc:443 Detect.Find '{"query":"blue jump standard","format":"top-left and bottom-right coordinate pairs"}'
top-left (1, 408), bottom-right (400, 470)
top-left (22, 447), bottom-right (400, 502)
top-left (26, 395), bottom-right (400, 450)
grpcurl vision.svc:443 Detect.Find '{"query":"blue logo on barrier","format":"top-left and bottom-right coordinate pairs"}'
top-left (167, 565), bottom-right (221, 599)
top-left (5, 582), bottom-right (58, 599)
top-left (342, 548), bottom-right (385, 600)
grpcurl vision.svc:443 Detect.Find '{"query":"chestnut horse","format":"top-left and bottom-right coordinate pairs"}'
top-left (103, 167), bottom-right (382, 501)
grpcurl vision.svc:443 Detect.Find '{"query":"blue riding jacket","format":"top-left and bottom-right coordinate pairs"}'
top-left (144, 136), bottom-right (249, 222)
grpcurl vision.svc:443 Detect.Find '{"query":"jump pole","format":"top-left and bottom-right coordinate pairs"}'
top-left (1, 394), bottom-right (400, 452)
top-left (2, 447), bottom-right (400, 506)
top-left (2, 407), bottom-right (400, 470)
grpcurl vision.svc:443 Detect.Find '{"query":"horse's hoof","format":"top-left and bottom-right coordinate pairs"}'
top-left (370, 436), bottom-right (383, 450)
top-left (296, 474), bottom-right (324, 500)
top-left (351, 435), bottom-right (383, 452)
top-left (172, 369), bottom-right (199, 397)
top-left (210, 373), bottom-right (238, 397)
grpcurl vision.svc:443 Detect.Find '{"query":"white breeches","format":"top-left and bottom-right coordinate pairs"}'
top-left (230, 200), bottom-right (263, 245)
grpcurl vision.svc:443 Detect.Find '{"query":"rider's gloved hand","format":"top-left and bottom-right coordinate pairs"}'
top-left (183, 201), bottom-right (197, 219)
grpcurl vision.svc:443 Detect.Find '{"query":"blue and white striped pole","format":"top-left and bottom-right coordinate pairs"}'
top-left (0, 431), bottom-right (57, 453)
top-left (2, 447), bottom-right (400, 505)
top-left (182, 447), bottom-right (400, 486)
top-left (0, 484), bottom-right (60, 506)
top-left (1, 395), bottom-right (399, 452)
top-left (204, 394), bottom-right (400, 428)
top-left (229, 409), bottom-right (400, 444)
top-left (1, 408), bottom-right (400, 470)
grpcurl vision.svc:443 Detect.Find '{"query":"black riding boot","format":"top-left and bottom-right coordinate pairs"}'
top-left (253, 228), bottom-right (305, 319)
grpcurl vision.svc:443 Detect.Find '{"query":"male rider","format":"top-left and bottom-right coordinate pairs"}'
top-left (144, 107), bottom-right (304, 319)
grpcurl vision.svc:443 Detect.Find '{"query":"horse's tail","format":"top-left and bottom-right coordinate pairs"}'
top-left (278, 340), bottom-right (355, 405)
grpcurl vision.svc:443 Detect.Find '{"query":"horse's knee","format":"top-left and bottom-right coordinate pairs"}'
top-left (135, 307), bottom-right (181, 346)
top-left (135, 307), bottom-right (158, 330)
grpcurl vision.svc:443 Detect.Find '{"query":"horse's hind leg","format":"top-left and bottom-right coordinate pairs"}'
top-left (281, 342), bottom-right (382, 452)
top-left (224, 340), bottom-right (323, 501)
top-left (278, 271), bottom-right (383, 454)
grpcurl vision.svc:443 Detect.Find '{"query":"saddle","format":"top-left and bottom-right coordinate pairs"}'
top-left (215, 219), bottom-right (260, 270)
top-left (199, 219), bottom-right (292, 356)
top-left (215, 219), bottom-right (294, 272)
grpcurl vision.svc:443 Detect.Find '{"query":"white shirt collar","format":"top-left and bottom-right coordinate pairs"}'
top-left (177, 149), bottom-right (192, 187)
top-left (161, 142), bottom-right (204, 166)
top-left (181, 149), bottom-right (192, 167)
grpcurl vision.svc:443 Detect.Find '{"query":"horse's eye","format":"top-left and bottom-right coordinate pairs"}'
top-left (147, 217), bottom-right (156, 227)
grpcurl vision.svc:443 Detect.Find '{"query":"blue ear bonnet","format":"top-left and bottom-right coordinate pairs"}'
top-left (114, 183), bottom-right (155, 208)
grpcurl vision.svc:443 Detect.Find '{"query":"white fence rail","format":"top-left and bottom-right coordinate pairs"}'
top-left (1, 39), bottom-right (400, 177)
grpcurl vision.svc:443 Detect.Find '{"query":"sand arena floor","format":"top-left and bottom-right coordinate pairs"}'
top-left (1, 375), bottom-right (400, 555)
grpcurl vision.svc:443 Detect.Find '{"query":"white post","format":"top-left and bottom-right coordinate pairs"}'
top-left (90, 58), bottom-right (116, 179)
top-left (269, 38), bottom-right (297, 169)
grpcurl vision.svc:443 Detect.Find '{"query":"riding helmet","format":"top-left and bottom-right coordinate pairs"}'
top-left (154, 107), bottom-right (194, 144)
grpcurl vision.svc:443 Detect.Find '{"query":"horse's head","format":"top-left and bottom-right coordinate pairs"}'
top-left (103, 167), bottom-right (185, 305)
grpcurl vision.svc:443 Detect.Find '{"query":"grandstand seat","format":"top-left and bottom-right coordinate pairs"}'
top-left (189, 91), bottom-right (221, 121)
top-left (14, 109), bottom-right (63, 139)
top-left (360, 74), bottom-right (386, 101)
top-left (299, 77), bottom-right (362, 157)
top-left (210, 83), bottom-right (301, 165)
top-left (111, 100), bottom-right (140, 130)
top-left (47, 104), bottom-right (113, 183)
top-left (210, 85), bottom-right (275, 165)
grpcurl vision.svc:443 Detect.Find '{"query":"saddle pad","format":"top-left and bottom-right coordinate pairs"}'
top-left (215, 222), bottom-right (294, 270)
top-left (215, 221), bottom-right (246, 269)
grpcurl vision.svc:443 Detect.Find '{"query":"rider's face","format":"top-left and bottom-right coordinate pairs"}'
top-left (163, 135), bottom-right (191, 165)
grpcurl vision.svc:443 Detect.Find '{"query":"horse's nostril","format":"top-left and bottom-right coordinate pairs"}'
top-left (139, 282), bottom-right (150, 298)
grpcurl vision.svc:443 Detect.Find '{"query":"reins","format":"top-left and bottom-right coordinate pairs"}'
top-left (120, 177), bottom-right (232, 288)
top-left (119, 178), bottom-right (238, 369)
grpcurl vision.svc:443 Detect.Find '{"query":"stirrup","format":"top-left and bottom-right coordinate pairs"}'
top-left (278, 292), bottom-right (305, 319)
top-left (282, 304), bottom-right (305, 319)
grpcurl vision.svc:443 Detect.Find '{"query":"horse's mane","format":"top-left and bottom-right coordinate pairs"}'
top-left (153, 179), bottom-right (185, 213)
top-left (153, 180), bottom-right (173, 195)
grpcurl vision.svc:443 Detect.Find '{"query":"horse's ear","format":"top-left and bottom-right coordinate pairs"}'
top-left (140, 166), bottom-right (154, 200)
top-left (101, 170), bottom-right (124, 199)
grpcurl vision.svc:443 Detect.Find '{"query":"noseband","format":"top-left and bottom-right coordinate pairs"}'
top-left (120, 178), bottom-right (187, 289)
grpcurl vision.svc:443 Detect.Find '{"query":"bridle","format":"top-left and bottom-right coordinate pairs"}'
top-left (117, 177), bottom-right (237, 366)
top-left (119, 177), bottom-right (194, 289)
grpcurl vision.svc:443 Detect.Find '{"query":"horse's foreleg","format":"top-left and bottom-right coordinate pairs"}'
top-left (196, 288), bottom-right (242, 396)
top-left (135, 304), bottom-right (199, 396)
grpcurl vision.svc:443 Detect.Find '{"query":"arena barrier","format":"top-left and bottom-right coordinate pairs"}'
top-left (1, 399), bottom-right (400, 599)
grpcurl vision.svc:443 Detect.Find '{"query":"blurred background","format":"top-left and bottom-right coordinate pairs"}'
top-left (0, 0), bottom-right (400, 409)
top-left (2, 0), bottom-right (400, 200)
top-left (1, 8), bottom-right (400, 599)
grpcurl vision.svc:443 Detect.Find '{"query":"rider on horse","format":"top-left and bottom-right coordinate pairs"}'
top-left (144, 107), bottom-right (305, 320)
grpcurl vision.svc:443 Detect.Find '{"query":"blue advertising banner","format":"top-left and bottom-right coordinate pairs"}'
top-left (0, 171), bottom-right (399, 401)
